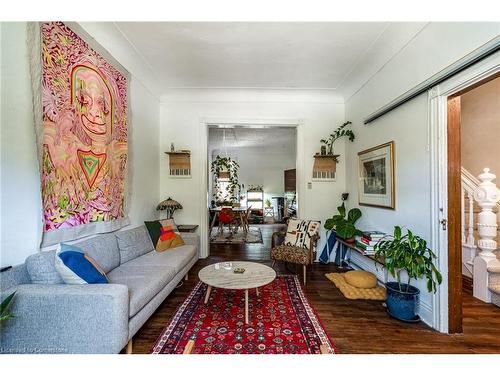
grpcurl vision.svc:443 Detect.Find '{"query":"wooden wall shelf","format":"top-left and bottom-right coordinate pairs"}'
top-left (312, 154), bottom-right (339, 181)
top-left (313, 154), bottom-right (340, 159)
top-left (165, 150), bottom-right (191, 178)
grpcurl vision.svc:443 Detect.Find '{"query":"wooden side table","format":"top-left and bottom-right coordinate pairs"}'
top-left (177, 225), bottom-right (199, 233)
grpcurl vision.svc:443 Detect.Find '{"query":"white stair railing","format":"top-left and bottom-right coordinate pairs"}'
top-left (461, 167), bottom-right (479, 275)
top-left (472, 168), bottom-right (500, 302)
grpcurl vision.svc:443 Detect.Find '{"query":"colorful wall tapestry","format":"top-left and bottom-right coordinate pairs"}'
top-left (33, 22), bottom-right (129, 245)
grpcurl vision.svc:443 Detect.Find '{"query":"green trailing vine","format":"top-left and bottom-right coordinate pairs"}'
top-left (320, 121), bottom-right (355, 155)
top-left (210, 155), bottom-right (240, 204)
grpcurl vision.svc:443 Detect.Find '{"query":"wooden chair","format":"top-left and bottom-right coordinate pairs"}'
top-left (270, 228), bottom-right (319, 285)
top-left (239, 206), bottom-right (252, 233)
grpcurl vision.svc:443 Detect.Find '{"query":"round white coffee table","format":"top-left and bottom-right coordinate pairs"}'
top-left (198, 261), bottom-right (276, 324)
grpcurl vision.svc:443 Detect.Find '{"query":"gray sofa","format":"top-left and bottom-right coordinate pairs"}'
top-left (0, 225), bottom-right (199, 354)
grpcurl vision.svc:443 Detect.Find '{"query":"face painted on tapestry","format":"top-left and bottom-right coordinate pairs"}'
top-left (72, 65), bottom-right (113, 143)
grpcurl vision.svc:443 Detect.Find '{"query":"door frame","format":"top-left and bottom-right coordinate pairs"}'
top-left (428, 52), bottom-right (499, 333)
top-left (198, 117), bottom-right (304, 258)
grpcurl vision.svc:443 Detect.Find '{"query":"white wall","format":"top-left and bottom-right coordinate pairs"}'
top-left (0, 22), bottom-right (161, 267)
top-left (345, 22), bottom-right (500, 328)
top-left (461, 77), bottom-right (500, 177)
top-left (160, 89), bottom-right (346, 257)
top-left (210, 142), bottom-right (296, 204)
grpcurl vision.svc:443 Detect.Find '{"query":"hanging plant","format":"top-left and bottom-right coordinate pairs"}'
top-left (320, 121), bottom-right (355, 155)
top-left (210, 155), bottom-right (240, 204)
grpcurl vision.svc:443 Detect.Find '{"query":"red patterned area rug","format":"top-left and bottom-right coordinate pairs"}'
top-left (151, 275), bottom-right (336, 354)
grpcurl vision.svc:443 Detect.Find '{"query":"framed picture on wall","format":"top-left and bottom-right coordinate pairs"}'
top-left (357, 141), bottom-right (395, 209)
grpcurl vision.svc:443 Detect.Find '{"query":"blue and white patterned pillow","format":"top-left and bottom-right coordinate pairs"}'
top-left (55, 243), bottom-right (108, 284)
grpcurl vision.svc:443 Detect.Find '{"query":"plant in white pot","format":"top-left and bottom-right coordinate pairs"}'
top-left (374, 226), bottom-right (442, 322)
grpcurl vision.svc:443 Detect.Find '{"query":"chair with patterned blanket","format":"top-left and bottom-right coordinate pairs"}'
top-left (270, 219), bottom-right (321, 285)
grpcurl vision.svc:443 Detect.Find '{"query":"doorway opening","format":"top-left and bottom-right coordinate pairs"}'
top-left (447, 73), bottom-right (500, 334)
top-left (206, 125), bottom-right (298, 260)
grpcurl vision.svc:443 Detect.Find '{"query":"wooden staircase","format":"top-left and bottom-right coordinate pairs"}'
top-left (461, 167), bottom-right (500, 304)
top-left (488, 264), bottom-right (500, 308)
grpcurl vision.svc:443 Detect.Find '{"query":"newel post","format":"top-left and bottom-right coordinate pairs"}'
top-left (473, 168), bottom-right (500, 302)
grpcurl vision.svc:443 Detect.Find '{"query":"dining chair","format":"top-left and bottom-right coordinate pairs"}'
top-left (243, 206), bottom-right (252, 233)
top-left (218, 207), bottom-right (235, 234)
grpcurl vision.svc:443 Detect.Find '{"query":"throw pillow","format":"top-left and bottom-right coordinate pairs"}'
top-left (144, 219), bottom-right (185, 252)
top-left (25, 250), bottom-right (63, 284)
top-left (344, 270), bottom-right (377, 289)
top-left (55, 244), bottom-right (109, 284)
top-left (284, 219), bottom-right (321, 250)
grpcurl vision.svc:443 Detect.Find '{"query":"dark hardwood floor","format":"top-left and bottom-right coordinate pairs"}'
top-left (133, 224), bottom-right (500, 354)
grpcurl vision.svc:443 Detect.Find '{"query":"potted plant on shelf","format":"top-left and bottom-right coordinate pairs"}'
top-left (324, 202), bottom-right (362, 243)
top-left (210, 155), bottom-right (240, 205)
top-left (374, 226), bottom-right (442, 322)
top-left (320, 121), bottom-right (355, 155)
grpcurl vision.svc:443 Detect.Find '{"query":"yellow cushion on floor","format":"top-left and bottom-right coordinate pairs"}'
top-left (325, 273), bottom-right (386, 301)
top-left (344, 270), bottom-right (377, 289)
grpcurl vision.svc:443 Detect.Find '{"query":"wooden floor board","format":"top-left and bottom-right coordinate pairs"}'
top-left (133, 224), bottom-right (500, 354)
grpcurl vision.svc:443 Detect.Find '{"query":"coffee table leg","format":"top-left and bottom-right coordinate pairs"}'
top-left (204, 285), bottom-right (212, 304)
top-left (245, 289), bottom-right (249, 324)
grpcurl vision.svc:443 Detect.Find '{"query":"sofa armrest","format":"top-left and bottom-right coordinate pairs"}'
top-left (181, 232), bottom-right (200, 251)
top-left (0, 283), bottom-right (129, 354)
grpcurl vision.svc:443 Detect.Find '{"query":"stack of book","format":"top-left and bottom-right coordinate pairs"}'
top-left (355, 231), bottom-right (386, 255)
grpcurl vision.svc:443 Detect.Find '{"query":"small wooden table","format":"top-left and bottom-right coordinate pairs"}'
top-left (177, 225), bottom-right (199, 233)
top-left (198, 261), bottom-right (276, 324)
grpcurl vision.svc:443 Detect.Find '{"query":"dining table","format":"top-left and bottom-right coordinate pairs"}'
top-left (209, 206), bottom-right (249, 234)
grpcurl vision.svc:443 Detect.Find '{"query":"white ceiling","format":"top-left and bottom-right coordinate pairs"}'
top-left (208, 127), bottom-right (296, 151)
top-left (115, 22), bottom-right (393, 91)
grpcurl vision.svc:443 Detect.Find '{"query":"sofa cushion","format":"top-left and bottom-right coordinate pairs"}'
top-left (108, 262), bottom-right (176, 317)
top-left (115, 226), bottom-right (154, 264)
top-left (74, 233), bottom-right (121, 273)
top-left (127, 244), bottom-right (197, 273)
top-left (25, 250), bottom-right (63, 285)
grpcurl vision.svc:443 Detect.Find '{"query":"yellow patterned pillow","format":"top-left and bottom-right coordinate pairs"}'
top-left (344, 270), bottom-right (377, 289)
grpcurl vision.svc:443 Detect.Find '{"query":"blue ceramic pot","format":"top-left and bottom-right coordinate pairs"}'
top-left (385, 282), bottom-right (420, 321)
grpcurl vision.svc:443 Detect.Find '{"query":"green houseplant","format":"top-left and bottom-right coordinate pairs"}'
top-left (210, 155), bottom-right (240, 204)
top-left (320, 121), bottom-right (355, 155)
top-left (324, 202), bottom-right (362, 242)
top-left (1, 292), bottom-right (16, 324)
top-left (374, 226), bottom-right (442, 321)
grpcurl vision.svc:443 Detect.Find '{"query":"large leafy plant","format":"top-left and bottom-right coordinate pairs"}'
top-left (1, 292), bottom-right (16, 324)
top-left (320, 121), bottom-right (355, 155)
top-left (210, 155), bottom-right (240, 204)
top-left (324, 202), bottom-right (362, 240)
top-left (374, 226), bottom-right (442, 293)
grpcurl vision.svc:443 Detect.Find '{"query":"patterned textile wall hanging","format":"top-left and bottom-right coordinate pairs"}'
top-left (29, 22), bottom-right (131, 246)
